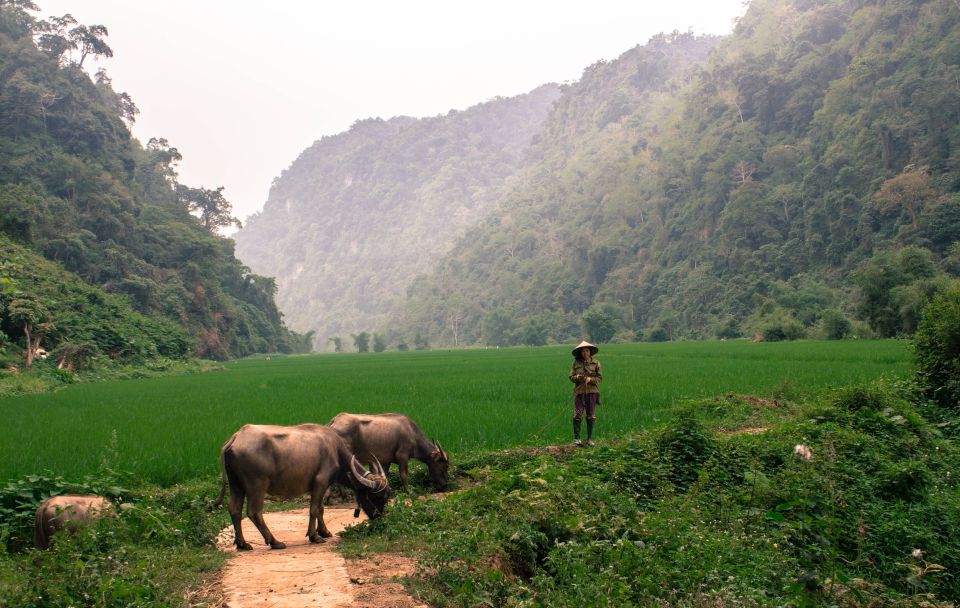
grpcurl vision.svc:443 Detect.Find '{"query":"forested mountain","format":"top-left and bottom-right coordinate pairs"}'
top-left (233, 85), bottom-right (561, 347)
top-left (0, 2), bottom-right (305, 363)
top-left (397, 0), bottom-right (960, 346)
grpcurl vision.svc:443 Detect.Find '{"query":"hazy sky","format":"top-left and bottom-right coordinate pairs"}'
top-left (36, 1), bottom-right (748, 224)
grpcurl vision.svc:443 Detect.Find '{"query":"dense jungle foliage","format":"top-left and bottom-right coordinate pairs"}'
top-left (234, 84), bottom-right (562, 346)
top-left (0, 1), bottom-right (307, 365)
top-left (396, 0), bottom-right (960, 347)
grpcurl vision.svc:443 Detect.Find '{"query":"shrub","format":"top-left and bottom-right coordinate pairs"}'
top-left (819, 308), bottom-right (852, 340)
top-left (761, 315), bottom-right (806, 341)
top-left (644, 326), bottom-right (670, 342)
top-left (913, 280), bottom-right (960, 408)
top-left (657, 410), bottom-right (715, 490)
top-left (714, 317), bottom-right (742, 340)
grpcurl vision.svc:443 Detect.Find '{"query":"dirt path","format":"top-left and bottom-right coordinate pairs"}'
top-left (216, 507), bottom-right (427, 608)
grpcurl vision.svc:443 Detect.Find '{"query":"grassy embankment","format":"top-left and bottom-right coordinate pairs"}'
top-left (342, 385), bottom-right (960, 606)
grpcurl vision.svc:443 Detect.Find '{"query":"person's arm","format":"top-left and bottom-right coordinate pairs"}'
top-left (589, 361), bottom-right (602, 386)
top-left (569, 363), bottom-right (583, 385)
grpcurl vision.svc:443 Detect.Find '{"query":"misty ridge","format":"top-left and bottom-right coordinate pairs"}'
top-left (244, 0), bottom-right (960, 352)
top-left (233, 83), bottom-right (564, 347)
top-left (234, 31), bottom-right (720, 350)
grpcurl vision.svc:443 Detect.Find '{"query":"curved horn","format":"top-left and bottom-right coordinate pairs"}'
top-left (436, 440), bottom-right (448, 462)
top-left (351, 455), bottom-right (378, 489)
top-left (371, 455), bottom-right (387, 481)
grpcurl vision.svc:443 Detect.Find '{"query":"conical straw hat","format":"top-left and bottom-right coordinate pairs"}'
top-left (572, 341), bottom-right (598, 357)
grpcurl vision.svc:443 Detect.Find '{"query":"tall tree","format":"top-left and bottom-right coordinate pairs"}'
top-left (352, 331), bottom-right (370, 353)
top-left (35, 14), bottom-right (112, 67)
top-left (873, 166), bottom-right (941, 231)
top-left (7, 296), bottom-right (52, 367)
top-left (175, 185), bottom-right (242, 232)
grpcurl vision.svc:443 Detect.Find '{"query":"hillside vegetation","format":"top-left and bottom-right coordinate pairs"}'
top-left (397, 0), bottom-right (960, 347)
top-left (0, 2), bottom-right (305, 366)
top-left (234, 85), bottom-right (562, 346)
top-left (0, 236), bottom-right (188, 362)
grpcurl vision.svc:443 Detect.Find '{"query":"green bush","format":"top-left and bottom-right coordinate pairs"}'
top-left (644, 326), bottom-right (670, 342)
top-left (820, 308), bottom-right (852, 340)
top-left (761, 314), bottom-right (807, 342)
top-left (913, 280), bottom-right (960, 408)
top-left (657, 410), bottom-right (715, 490)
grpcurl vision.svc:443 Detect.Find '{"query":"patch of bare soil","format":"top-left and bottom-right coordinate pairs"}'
top-left (216, 507), bottom-right (427, 608)
top-left (719, 393), bottom-right (781, 407)
top-left (717, 426), bottom-right (769, 437)
top-left (503, 444), bottom-right (581, 457)
top-left (347, 552), bottom-right (427, 608)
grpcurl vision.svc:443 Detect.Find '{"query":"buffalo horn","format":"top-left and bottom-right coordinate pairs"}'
top-left (351, 456), bottom-right (378, 489)
top-left (436, 440), bottom-right (448, 462)
top-left (371, 455), bottom-right (387, 485)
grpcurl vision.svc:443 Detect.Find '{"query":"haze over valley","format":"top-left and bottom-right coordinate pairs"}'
top-left (236, 0), bottom-right (960, 350)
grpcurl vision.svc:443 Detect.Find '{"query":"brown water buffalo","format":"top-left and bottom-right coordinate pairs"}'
top-left (329, 413), bottom-right (449, 492)
top-left (212, 423), bottom-right (390, 551)
top-left (34, 495), bottom-right (113, 549)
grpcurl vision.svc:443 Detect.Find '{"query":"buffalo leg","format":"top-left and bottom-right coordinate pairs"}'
top-left (397, 457), bottom-right (410, 492)
top-left (228, 492), bottom-right (253, 551)
top-left (307, 483), bottom-right (332, 543)
top-left (228, 488), bottom-right (253, 551)
top-left (246, 486), bottom-right (285, 550)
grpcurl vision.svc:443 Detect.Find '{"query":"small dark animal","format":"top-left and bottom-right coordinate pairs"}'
top-left (212, 423), bottom-right (390, 551)
top-left (328, 412), bottom-right (449, 492)
top-left (34, 495), bottom-right (113, 549)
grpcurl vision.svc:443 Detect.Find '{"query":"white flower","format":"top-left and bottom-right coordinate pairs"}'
top-left (913, 548), bottom-right (923, 559)
top-left (793, 444), bottom-right (814, 461)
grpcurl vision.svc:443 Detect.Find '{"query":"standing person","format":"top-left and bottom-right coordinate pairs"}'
top-left (569, 340), bottom-right (601, 446)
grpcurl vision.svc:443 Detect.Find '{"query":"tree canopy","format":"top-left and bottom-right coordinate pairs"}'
top-left (0, 1), bottom-right (307, 361)
top-left (393, 0), bottom-right (960, 346)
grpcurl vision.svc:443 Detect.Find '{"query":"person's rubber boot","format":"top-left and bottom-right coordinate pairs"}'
top-left (586, 419), bottom-right (595, 447)
top-left (573, 418), bottom-right (582, 446)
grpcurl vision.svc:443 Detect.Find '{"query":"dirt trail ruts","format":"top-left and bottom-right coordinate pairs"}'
top-left (216, 507), bottom-right (427, 608)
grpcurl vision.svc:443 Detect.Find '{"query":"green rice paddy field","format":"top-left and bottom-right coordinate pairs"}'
top-left (0, 340), bottom-right (911, 485)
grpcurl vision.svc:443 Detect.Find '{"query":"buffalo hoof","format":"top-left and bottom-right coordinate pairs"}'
top-left (320, 529), bottom-right (333, 538)
top-left (308, 535), bottom-right (326, 544)
top-left (236, 542), bottom-right (253, 551)
top-left (270, 541), bottom-right (287, 550)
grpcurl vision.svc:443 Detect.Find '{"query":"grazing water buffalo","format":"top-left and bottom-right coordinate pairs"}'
top-left (329, 413), bottom-right (449, 492)
top-left (34, 495), bottom-right (113, 549)
top-left (213, 423), bottom-right (390, 551)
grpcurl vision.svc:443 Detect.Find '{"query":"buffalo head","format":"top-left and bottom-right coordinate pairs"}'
top-left (351, 455), bottom-right (392, 518)
top-left (428, 440), bottom-right (450, 491)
